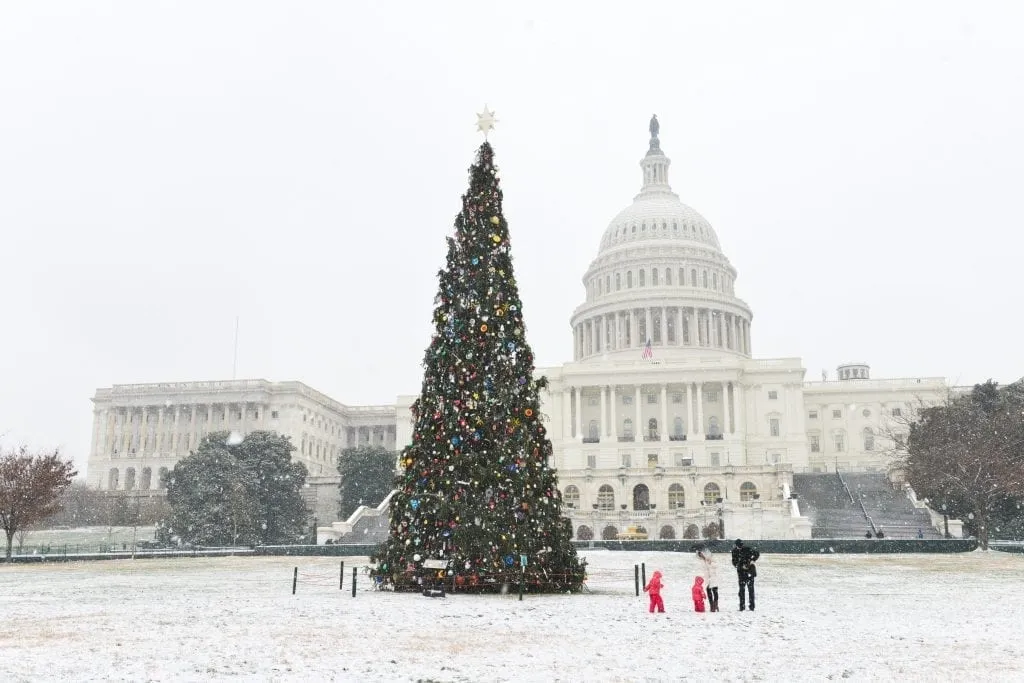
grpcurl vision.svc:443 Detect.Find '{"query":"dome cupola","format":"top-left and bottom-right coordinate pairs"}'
top-left (570, 117), bottom-right (753, 362)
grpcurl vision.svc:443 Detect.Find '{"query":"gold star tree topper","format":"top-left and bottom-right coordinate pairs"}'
top-left (476, 106), bottom-right (498, 138)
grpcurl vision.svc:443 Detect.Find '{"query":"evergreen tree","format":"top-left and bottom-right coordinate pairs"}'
top-left (161, 431), bottom-right (309, 546)
top-left (337, 445), bottom-right (397, 520)
top-left (374, 141), bottom-right (585, 593)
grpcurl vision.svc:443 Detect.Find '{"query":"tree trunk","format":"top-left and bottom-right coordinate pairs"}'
top-left (977, 510), bottom-right (989, 550)
top-left (5, 529), bottom-right (14, 559)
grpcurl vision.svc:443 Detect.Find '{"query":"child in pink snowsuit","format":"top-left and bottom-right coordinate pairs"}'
top-left (644, 570), bottom-right (665, 613)
top-left (692, 576), bottom-right (706, 612)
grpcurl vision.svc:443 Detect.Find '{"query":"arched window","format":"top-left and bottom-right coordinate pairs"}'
top-left (587, 420), bottom-right (599, 442)
top-left (740, 482), bottom-right (758, 502)
top-left (691, 269), bottom-right (698, 286)
top-left (622, 418), bottom-right (634, 439)
top-left (563, 485), bottom-right (580, 509)
top-left (597, 485), bottom-right (615, 510)
top-left (673, 417), bottom-right (685, 438)
top-left (124, 468), bottom-right (136, 491)
top-left (632, 484), bottom-right (650, 510)
top-left (652, 268), bottom-right (659, 286)
top-left (158, 467), bottom-right (169, 488)
top-left (605, 275), bottom-right (610, 293)
top-left (668, 483), bottom-right (685, 509)
top-left (678, 268), bottom-right (684, 285)
top-left (108, 468), bottom-right (119, 490)
top-left (639, 269), bottom-right (646, 287)
top-left (627, 271), bottom-right (633, 288)
top-left (683, 524), bottom-right (700, 539)
top-left (713, 273), bottom-right (718, 290)
top-left (141, 467), bottom-right (152, 491)
top-left (702, 271), bottom-right (709, 288)
top-left (602, 525), bottom-right (619, 540)
top-left (648, 418), bottom-right (658, 440)
top-left (665, 268), bottom-right (672, 285)
top-left (863, 427), bottom-right (875, 451)
top-left (615, 273), bottom-right (621, 290)
top-left (703, 482), bottom-right (721, 505)
top-left (659, 525), bottom-right (676, 540)
top-left (576, 525), bottom-right (594, 541)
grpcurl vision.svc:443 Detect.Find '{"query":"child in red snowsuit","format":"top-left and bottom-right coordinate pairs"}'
top-left (692, 576), bottom-right (706, 612)
top-left (644, 570), bottom-right (665, 613)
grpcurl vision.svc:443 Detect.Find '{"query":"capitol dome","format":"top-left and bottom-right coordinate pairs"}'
top-left (570, 116), bottom-right (753, 362)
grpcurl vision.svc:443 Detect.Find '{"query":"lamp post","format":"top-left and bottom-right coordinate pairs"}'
top-left (942, 503), bottom-right (950, 539)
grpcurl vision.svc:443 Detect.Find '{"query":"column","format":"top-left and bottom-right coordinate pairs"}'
top-left (562, 386), bottom-right (572, 440)
top-left (695, 382), bottom-right (705, 439)
top-left (686, 383), bottom-right (695, 435)
top-left (677, 307), bottom-right (684, 346)
top-left (599, 385), bottom-right (607, 441)
top-left (190, 405), bottom-right (197, 449)
top-left (608, 385), bottom-right (616, 437)
top-left (661, 306), bottom-right (667, 344)
top-left (574, 387), bottom-right (583, 441)
top-left (696, 309), bottom-right (704, 346)
top-left (615, 313), bottom-right (621, 350)
top-left (723, 382), bottom-right (733, 435)
top-left (735, 384), bottom-right (746, 438)
top-left (156, 407), bottom-right (164, 456)
top-left (644, 308), bottom-right (652, 344)
top-left (633, 385), bottom-right (642, 442)
top-left (659, 384), bottom-right (669, 442)
top-left (138, 408), bottom-right (146, 454)
top-left (173, 406), bottom-right (181, 454)
top-left (710, 311), bottom-right (717, 347)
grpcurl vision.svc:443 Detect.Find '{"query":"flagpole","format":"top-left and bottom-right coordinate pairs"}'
top-left (232, 316), bottom-right (239, 380)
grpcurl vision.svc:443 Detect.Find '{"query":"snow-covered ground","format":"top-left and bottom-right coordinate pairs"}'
top-left (2, 549), bottom-right (1022, 682)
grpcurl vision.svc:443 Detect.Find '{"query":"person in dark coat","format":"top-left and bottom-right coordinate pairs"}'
top-left (731, 539), bottom-right (760, 611)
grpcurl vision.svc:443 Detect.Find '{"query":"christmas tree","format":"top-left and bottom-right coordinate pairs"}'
top-left (374, 118), bottom-right (586, 594)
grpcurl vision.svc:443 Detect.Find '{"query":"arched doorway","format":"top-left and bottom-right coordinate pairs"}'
top-left (632, 484), bottom-right (650, 510)
top-left (601, 525), bottom-right (619, 540)
top-left (576, 525), bottom-right (594, 541)
top-left (659, 525), bottom-right (676, 540)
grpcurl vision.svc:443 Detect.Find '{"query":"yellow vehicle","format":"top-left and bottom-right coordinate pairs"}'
top-left (616, 525), bottom-right (649, 540)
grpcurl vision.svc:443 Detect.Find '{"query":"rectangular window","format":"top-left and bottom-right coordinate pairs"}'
top-left (832, 409), bottom-right (842, 419)
top-left (586, 455), bottom-right (596, 469)
top-left (770, 418), bottom-right (780, 437)
top-left (707, 391), bottom-right (719, 403)
top-left (671, 393), bottom-right (683, 404)
top-left (768, 390), bottom-right (778, 400)
top-left (621, 453), bottom-right (632, 468)
top-left (622, 396), bottom-right (633, 405)
top-left (647, 393), bottom-right (657, 404)
top-left (808, 410), bottom-right (818, 419)
top-left (675, 453), bottom-right (692, 467)
top-left (895, 434), bottom-right (906, 449)
top-left (709, 452), bottom-right (720, 466)
top-left (647, 453), bottom-right (659, 467)
top-left (834, 435), bottom-right (845, 452)
top-left (588, 397), bottom-right (599, 406)
top-left (891, 407), bottom-right (903, 417)
top-left (809, 435), bottom-right (820, 453)
top-left (771, 453), bottom-right (782, 464)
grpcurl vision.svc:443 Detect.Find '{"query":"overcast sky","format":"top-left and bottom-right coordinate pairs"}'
top-left (2, 1), bottom-right (1022, 477)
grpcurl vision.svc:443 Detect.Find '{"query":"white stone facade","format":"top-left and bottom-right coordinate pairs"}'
top-left (87, 379), bottom-right (396, 492)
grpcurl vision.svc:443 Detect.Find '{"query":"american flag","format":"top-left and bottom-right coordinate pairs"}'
top-left (641, 338), bottom-right (653, 360)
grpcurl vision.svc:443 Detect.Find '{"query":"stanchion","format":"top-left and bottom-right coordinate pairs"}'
top-left (641, 563), bottom-right (646, 588)
top-left (634, 564), bottom-right (640, 596)
top-left (351, 566), bottom-right (357, 597)
top-left (339, 561), bottom-right (345, 590)
top-left (292, 567), bottom-right (298, 595)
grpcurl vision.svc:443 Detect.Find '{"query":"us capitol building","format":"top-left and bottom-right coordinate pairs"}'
top-left (86, 118), bottom-right (947, 539)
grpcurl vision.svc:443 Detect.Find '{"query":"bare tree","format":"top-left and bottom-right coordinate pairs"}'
top-left (0, 447), bottom-right (77, 558)
top-left (892, 381), bottom-right (1024, 549)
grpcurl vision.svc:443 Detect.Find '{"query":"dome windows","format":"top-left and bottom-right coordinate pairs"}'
top-left (639, 269), bottom-right (646, 287)
top-left (652, 268), bottom-right (659, 286)
top-left (627, 271), bottom-right (634, 288)
top-left (616, 273), bottom-right (621, 290)
top-left (665, 268), bottom-right (672, 285)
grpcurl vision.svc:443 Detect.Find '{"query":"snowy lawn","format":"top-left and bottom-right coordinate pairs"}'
top-left (1, 550), bottom-right (1022, 682)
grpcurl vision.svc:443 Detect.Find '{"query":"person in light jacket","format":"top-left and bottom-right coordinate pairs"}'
top-left (695, 543), bottom-right (720, 612)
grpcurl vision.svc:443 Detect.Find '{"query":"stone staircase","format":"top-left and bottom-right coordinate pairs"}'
top-left (792, 472), bottom-right (943, 539)
top-left (842, 473), bottom-right (943, 540)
